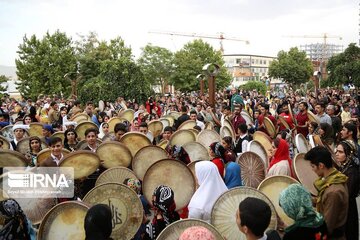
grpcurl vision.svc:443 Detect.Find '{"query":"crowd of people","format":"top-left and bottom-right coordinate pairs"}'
top-left (0, 85), bottom-right (359, 240)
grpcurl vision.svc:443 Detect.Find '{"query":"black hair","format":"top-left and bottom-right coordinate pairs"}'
top-left (260, 103), bottom-right (269, 111)
top-left (304, 146), bottom-right (333, 168)
top-left (309, 121), bottom-right (318, 130)
top-left (223, 105), bottom-right (231, 111)
top-left (343, 122), bottom-right (358, 142)
top-left (238, 123), bottom-right (247, 134)
top-left (84, 204), bottom-right (112, 240)
top-left (49, 137), bottom-right (62, 146)
top-left (189, 110), bottom-right (197, 115)
top-left (114, 123), bottom-right (127, 134)
top-left (193, 125), bottom-right (201, 131)
top-left (222, 136), bottom-right (233, 146)
top-left (163, 126), bottom-right (173, 133)
top-left (338, 141), bottom-right (354, 158)
top-left (180, 105), bottom-right (188, 113)
top-left (300, 102), bottom-right (308, 109)
top-left (316, 101), bottom-right (326, 109)
top-left (84, 128), bottom-right (98, 137)
top-left (239, 197), bottom-right (271, 237)
top-left (139, 122), bottom-right (148, 128)
top-left (50, 101), bottom-right (57, 107)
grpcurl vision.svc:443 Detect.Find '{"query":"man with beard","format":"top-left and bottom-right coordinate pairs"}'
top-left (296, 102), bottom-right (309, 137)
top-left (278, 103), bottom-right (294, 131)
top-left (258, 103), bottom-right (277, 136)
top-left (231, 106), bottom-right (246, 139)
top-left (315, 102), bottom-right (332, 125)
top-left (230, 88), bottom-right (244, 112)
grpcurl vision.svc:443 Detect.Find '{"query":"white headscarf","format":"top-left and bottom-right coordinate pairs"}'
top-left (98, 122), bottom-right (107, 139)
top-left (188, 161), bottom-right (228, 220)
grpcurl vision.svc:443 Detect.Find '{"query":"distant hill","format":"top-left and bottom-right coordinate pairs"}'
top-left (0, 65), bottom-right (17, 80)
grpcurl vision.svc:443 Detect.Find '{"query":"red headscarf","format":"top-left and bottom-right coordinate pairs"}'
top-left (269, 138), bottom-right (293, 177)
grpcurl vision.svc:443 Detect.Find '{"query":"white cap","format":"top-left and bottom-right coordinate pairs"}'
top-left (13, 124), bottom-right (30, 131)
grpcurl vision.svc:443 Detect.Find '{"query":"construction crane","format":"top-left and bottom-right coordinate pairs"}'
top-left (148, 30), bottom-right (250, 54)
top-left (284, 33), bottom-right (342, 78)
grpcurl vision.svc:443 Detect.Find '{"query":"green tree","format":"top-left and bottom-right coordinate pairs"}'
top-left (0, 75), bottom-right (9, 97)
top-left (138, 44), bottom-right (174, 94)
top-left (327, 43), bottom-right (360, 87)
top-left (269, 47), bottom-right (313, 86)
top-left (16, 30), bottom-right (77, 99)
top-left (240, 81), bottom-right (267, 95)
top-left (76, 34), bottom-right (153, 103)
top-left (171, 39), bottom-right (231, 92)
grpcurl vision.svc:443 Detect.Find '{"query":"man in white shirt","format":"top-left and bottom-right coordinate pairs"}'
top-left (39, 137), bottom-right (64, 167)
top-left (10, 124), bottom-right (29, 151)
top-left (234, 123), bottom-right (250, 155)
top-left (190, 110), bottom-right (205, 130)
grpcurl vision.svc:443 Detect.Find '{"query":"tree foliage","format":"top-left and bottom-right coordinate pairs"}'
top-left (0, 75), bottom-right (9, 97)
top-left (171, 39), bottom-right (231, 92)
top-left (240, 81), bottom-right (267, 95)
top-left (138, 44), bottom-right (174, 94)
top-left (15, 30), bottom-right (77, 99)
top-left (268, 47), bottom-right (313, 86)
top-left (327, 43), bottom-right (360, 87)
top-left (76, 34), bottom-right (153, 103)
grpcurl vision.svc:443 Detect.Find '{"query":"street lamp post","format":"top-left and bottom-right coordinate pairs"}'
top-left (202, 63), bottom-right (220, 108)
top-left (196, 74), bottom-right (206, 96)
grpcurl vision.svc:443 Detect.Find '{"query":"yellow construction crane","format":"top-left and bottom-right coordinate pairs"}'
top-left (148, 30), bottom-right (250, 54)
top-left (284, 33), bottom-right (342, 77)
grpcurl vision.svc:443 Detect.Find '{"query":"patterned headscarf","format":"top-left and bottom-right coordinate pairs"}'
top-left (152, 185), bottom-right (176, 215)
top-left (179, 226), bottom-right (215, 240)
top-left (146, 185), bottom-right (179, 239)
top-left (279, 184), bottom-right (324, 232)
top-left (0, 199), bottom-right (32, 240)
top-left (123, 178), bottom-right (142, 195)
top-left (209, 142), bottom-right (225, 159)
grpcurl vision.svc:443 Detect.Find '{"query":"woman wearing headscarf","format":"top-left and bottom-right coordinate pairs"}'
top-left (144, 185), bottom-right (180, 240)
top-left (267, 137), bottom-right (292, 177)
top-left (0, 199), bottom-right (36, 240)
top-left (224, 162), bottom-right (242, 189)
top-left (209, 142), bottom-right (225, 177)
top-left (123, 178), bottom-right (150, 240)
top-left (179, 226), bottom-right (215, 240)
top-left (335, 140), bottom-right (360, 240)
top-left (279, 184), bottom-right (327, 240)
top-left (188, 161), bottom-right (228, 222)
top-left (98, 122), bottom-right (110, 139)
top-left (221, 136), bottom-right (236, 163)
top-left (63, 129), bottom-right (78, 152)
top-left (84, 204), bottom-right (113, 240)
top-left (24, 136), bottom-right (42, 167)
top-left (319, 122), bottom-right (334, 147)
top-left (123, 178), bottom-right (150, 216)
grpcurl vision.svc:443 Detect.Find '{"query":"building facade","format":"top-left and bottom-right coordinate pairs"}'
top-left (223, 54), bottom-right (282, 87)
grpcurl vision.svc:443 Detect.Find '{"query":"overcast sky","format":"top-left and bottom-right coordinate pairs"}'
top-left (0, 0), bottom-right (357, 66)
